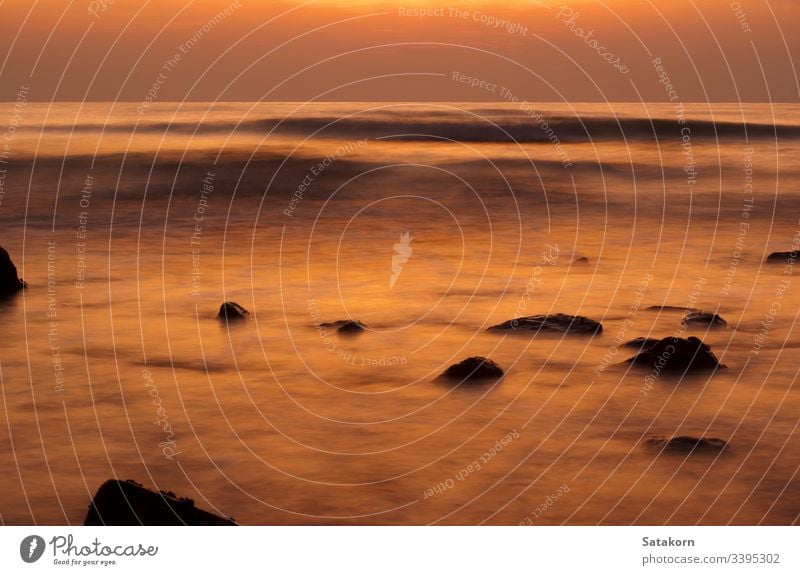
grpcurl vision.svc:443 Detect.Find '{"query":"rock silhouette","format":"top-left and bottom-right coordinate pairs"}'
top-left (623, 336), bottom-right (725, 371)
top-left (217, 302), bottom-right (250, 321)
top-left (84, 479), bottom-right (236, 525)
top-left (765, 251), bottom-right (798, 264)
top-left (488, 313), bottom-right (602, 335)
top-left (441, 356), bottom-right (504, 381)
top-left (645, 436), bottom-right (727, 453)
top-left (572, 256), bottom-right (590, 265)
top-left (682, 311), bottom-right (727, 328)
top-left (0, 246), bottom-right (26, 296)
top-left (320, 319), bottom-right (366, 334)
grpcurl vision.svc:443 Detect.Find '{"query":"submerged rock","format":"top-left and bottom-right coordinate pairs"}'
top-left (623, 336), bottom-right (725, 372)
top-left (320, 319), bottom-right (366, 334)
top-left (84, 479), bottom-right (236, 525)
top-left (441, 356), bottom-right (504, 381)
top-left (571, 256), bottom-right (590, 265)
top-left (217, 301), bottom-right (250, 321)
top-left (0, 246), bottom-right (26, 296)
top-left (682, 311), bottom-right (727, 328)
top-left (645, 305), bottom-right (697, 312)
top-left (644, 436), bottom-right (727, 453)
top-left (488, 313), bottom-right (602, 335)
top-left (623, 337), bottom-right (660, 349)
top-left (765, 251), bottom-right (798, 264)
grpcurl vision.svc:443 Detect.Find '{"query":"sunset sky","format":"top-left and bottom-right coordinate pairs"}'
top-left (0, 0), bottom-right (797, 102)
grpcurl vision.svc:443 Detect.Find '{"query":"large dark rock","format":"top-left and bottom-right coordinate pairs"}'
top-left (765, 251), bottom-right (798, 264)
top-left (441, 356), bottom-right (504, 381)
top-left (84, 479), bottom-right (236, 525)
top-left (0, 246), bottom-right (26, 296)
top-left (682, 311), bottom-right (727, 328)
top-left (623, 336), bottom-right (725, 371)
top-left (217, 301), bottom-right (249, 321)
top-left (644, 436), bottom-right (727, 453)
top-left (487, 313), bottom-right (602, 335)
top-left (320, 319), bottom-right (366, 334)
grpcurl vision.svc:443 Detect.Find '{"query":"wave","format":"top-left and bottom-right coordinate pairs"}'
top-left (31, 111), bottom-right (800, 143)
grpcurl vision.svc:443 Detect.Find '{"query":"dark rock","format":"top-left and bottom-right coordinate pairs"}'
top-left (682, 311), bottom-right (727, 328)
top-left (441, 356), bottom-right (504, 381)
top-left (765, 251), bottom-right (798, 264)
top-left (623, 336), bottom-right (725, 372)
top-left (623, 337), bottom-right (660, 349)
top-left (217, 302), bottom-right (249, 321)
top-left (0, 246), bottom-right (26, 296)
top-left (320, 319), bottom-right (366, 334)
top-left (644, 436), bottom-right (727, 453)
top-left (571, 256), bottom-right (590, 265)
top-left (84, 479), bottom-right (236, 525)
top-left (488, 313), bottom-right (602, 335)
top-left (645, 305), bottom-right (697, 312)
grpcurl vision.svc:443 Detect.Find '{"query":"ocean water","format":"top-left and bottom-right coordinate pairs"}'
top-left (0, 102), bottom-right (799, 525)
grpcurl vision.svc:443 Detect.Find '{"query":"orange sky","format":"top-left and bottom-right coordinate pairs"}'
top-left (0, 0), bottom-right (797, 102)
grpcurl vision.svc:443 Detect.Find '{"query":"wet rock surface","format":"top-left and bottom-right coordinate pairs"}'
top-left (441, 356), bottom-right (504, 381)
top-left (623, 336), bottom-right (725, 372)
top-left (682, 311), bottom-right (728, 328)
top-left (217, 302), bottom-right (250, 321)
top-left (488, 313), bottom-right (602, 335)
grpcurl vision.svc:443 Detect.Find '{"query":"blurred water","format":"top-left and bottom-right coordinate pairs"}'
top-left (0, 102), bottom-right (798, 525)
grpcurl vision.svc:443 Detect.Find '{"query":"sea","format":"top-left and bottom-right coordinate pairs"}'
top-left (0, 101), bottom-right (799, 525)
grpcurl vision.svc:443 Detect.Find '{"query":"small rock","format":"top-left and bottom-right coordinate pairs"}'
top-left (765, 251), bottom-right (799, 264)
top-left (217, 302), bottom-right (250, 321)
top-left (441, 356), bottom-right (504, 381)
top-left (682, 311), bottom-right (727, 328)
top-left (0, 246), bottom-right (26, 296)
top-left (644, 436), bottom-right (727, 453)
top-left (645, 305), bottom-right (697, 312)
top-left (623, 337), bottom-right (660, 349)
top-left (320, 319), bottom-right (366, 334)
top-left (488, 313), bottom-right (602, 335)
top-left (623, 336), bottom-right (725, 372)
top-left (572, 256), bottom-right (590, 265)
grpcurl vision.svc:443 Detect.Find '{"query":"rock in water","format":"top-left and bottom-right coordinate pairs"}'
top-left (571, 256), bottom-right (590, 265)
top-left (645, 436), bottom-right (727, 453)
top-left (84, 479), bottom-right (236, 525)
top-left (623, 337), bottom-right (660, 349)
top-left (765, 251), bottom-right (798, 264)
top-left (487, 313), bottom-right (602, 335)
top-left (217, 301), bottom-right (249, 321)
top-left (320, 319), bottom-right (366, 334)
top-left (682, 311), bottom-right (727, 328)
top-left (441, 357), bottom-right (504, 381)
top-left (645, 305), bottom-right (697, 312)
top-left (0, 246), bottom-right (26, 296)
top-left (623, 336), bottom-right (725, 372)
